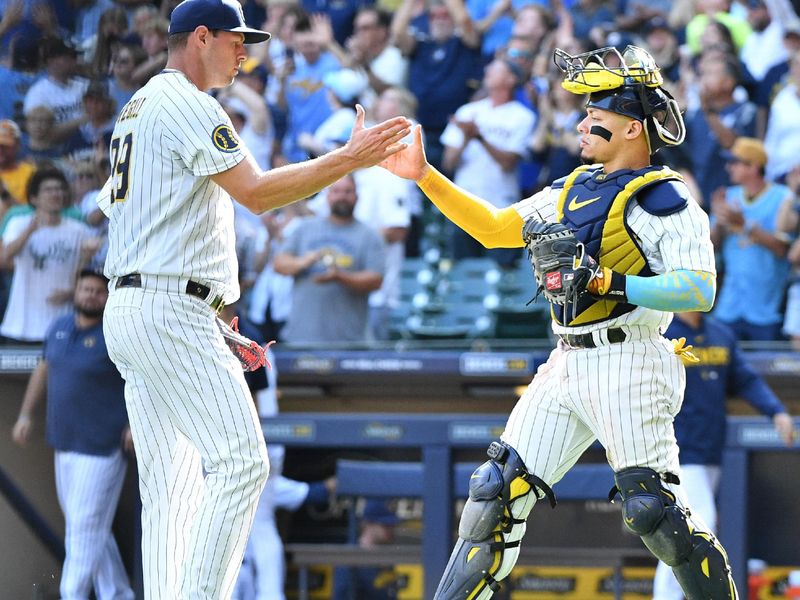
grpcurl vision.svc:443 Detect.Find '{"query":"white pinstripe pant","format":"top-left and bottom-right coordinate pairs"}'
top-left (104, 287), bottom-right (269, 600)
top-left (502, 334), bottom-right (686, 521)
top-left (55, 450), bottom-right (133, 600)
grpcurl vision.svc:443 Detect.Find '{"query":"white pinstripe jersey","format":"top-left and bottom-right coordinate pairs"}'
top-left (99, 70), bottom-right (247, 302)
top-left (512, 183), bottom-right (716, 336)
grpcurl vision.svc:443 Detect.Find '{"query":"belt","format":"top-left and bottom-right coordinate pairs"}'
top-left (559, 327), bottom-right (627, 349)
top-left (115, 273), bottom-right (225, 314)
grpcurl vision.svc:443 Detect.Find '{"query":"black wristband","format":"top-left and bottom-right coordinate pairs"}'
top-left (605, 270), bottom-right (628, 302)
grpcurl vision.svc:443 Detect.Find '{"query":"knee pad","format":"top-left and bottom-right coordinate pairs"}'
top-left (613, 467), bottom-right (738, 600)
top-left (433, 441), bottom-right (554, 600)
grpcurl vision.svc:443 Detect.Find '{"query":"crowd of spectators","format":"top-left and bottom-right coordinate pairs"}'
top-left (1, 0), bottom-right (800, 346)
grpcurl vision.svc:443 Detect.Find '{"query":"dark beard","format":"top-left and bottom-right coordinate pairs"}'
top-left (580, 154), bottom-right (595, 165)
top-left (76, 306), bottom-right (104, 319)
top-left (331, 201), bottom-right (355, 219)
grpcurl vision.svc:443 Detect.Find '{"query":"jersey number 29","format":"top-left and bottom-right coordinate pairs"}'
top-left (110, 133), bottom-right (133, 203)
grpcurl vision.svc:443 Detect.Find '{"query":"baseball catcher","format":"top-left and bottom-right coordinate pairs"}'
top-left (384, 44), bottom-right (738, 600)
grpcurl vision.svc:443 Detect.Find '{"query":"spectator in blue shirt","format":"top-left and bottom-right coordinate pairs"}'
top-left (0, 34), bottom-right (39, 122)
top-left (277, 13), bottom-right (341, 164)
top-left (683, 55), bottom-right (757, 206)
top-left (651, 311), bottom-right (795, 600)
top-left (12, 268), bottom-right (134, 600)
top-left (391, 0), bottom-right (481, 170)
top-left (710, 137), bottom-right (793, 342)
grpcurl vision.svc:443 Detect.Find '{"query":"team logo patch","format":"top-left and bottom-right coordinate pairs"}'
top-left (212, 125), bottom-right (240, 152)
top-left (545, 271), bottom-right (562, 291)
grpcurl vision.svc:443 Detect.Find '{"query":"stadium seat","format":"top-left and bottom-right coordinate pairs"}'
top-left (490, 301), bottom-right (551, 339)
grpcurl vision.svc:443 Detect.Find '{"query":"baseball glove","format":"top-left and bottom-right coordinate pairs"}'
top-left (216, 316), bottom-right (274, 372)
top-left (521, 220), bottom-right (599, 312)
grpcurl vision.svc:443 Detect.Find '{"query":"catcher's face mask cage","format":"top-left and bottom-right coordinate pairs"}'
top-left (554, 45), bottom-right (686, 153)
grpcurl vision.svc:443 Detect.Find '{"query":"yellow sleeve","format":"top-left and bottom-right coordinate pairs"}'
top-left (416, 167), bottom-right (525, 249)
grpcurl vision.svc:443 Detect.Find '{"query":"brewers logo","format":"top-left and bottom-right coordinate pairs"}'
top-left (212, 124), bottom-right (240, 152)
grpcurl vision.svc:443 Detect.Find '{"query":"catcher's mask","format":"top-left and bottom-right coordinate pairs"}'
top-left (554, 45), bottom-right (685, 154)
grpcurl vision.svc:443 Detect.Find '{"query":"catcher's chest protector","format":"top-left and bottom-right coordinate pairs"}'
top-left (551, 165), bottom-right (682, 326)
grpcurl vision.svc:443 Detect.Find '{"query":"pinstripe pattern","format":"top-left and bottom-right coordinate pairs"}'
top-left (55, 450), bottom-right (133, 600)
top-left (103, 71), bottom-right (245, 303)
top-left (101, 69), bottom-right (269, 599)
top-left (104, 288), bottom-right (268, 599)
top-left (506, 180), bottom-right (709, 479)
top-left (482, 175), bottom-right (720, 597)
top-left (512, 185), bottom-right (715, 336)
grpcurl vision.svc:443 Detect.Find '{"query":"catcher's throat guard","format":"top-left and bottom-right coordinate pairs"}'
top-left (554, 45), bottom-right (685, 153)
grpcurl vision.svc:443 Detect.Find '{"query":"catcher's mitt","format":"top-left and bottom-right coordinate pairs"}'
top-left (521, 220), bottom-right (599, 313)
top-left (217, 316), bottom-right (274, 372)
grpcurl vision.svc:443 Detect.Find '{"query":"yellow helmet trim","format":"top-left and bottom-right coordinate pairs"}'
top-left (555, 45), bottom-right (664, 95)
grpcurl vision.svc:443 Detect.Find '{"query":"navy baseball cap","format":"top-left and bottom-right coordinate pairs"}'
top-left (169, 0), bottom-right (271, 44)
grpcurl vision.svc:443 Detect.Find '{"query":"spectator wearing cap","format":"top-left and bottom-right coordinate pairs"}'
top-left (740, 0), bottom-right (799, 82)
top-left (0, 119), bottom-right (35, 210)
top-left (12, 267), bottom-right (135, 600)
top-left (297, 68), bottom-right (365, 158)
top-left (440, 58), bottom-right (535, 266)
top-left (0, 166), bottom-right (100, 343)
top-left (23, 38), bottom-right (89, 145)
top-left (218, 78), bottom-right (274, 169)
top-left (0, 34), bottom-right (40, 121)
top-left (332, 499), bottom-right (403, 600)
top-left (710, 137), bottom-right (794, 342)
top-left (276, 13), bottom-right (341, 164)
top-left (764, 50), bottom-right (800, 182)
top-left (63, 80), bottom-right (117, 165)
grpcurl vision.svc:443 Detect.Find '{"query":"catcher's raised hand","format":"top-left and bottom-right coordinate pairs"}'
top-left (380, 124), bottom-right (429, 181)
top-left (344, 104), bottom-right (411, 168)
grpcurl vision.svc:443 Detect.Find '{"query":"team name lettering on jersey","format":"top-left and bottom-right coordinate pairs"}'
top-left (117, 97), bottom-right (147, 122)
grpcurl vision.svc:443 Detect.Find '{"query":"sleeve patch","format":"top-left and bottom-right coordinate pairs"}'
top-left (212, 124), bottom-right (240, 153)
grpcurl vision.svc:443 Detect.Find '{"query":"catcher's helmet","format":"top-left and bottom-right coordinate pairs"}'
top-left (553, 45), bottom-right (685, 154)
